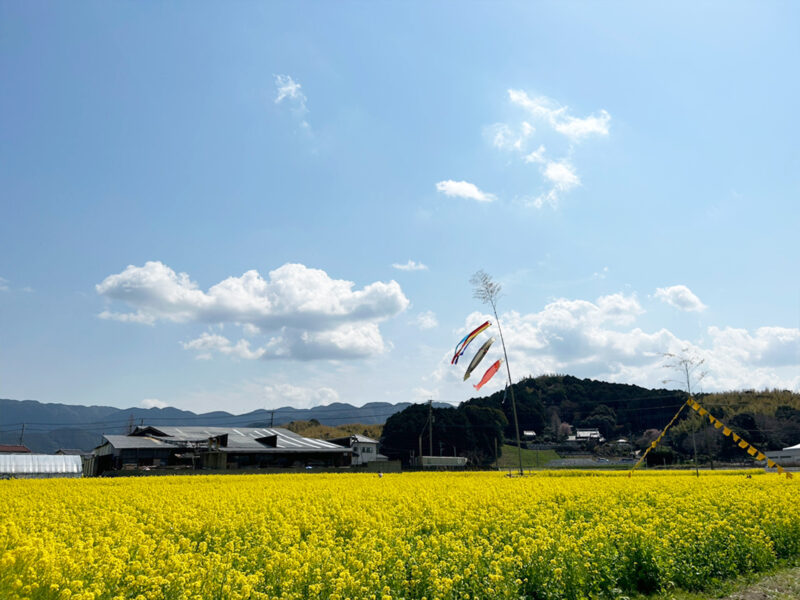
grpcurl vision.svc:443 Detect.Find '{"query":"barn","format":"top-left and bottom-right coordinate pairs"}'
top-left (89, 425), bottom-right (352, 475)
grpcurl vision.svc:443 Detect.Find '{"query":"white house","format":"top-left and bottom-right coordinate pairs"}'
top-left (329, 434), bottom-right (385, 466)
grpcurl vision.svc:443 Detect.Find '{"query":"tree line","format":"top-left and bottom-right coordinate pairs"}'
top-left (381, 375), bottom-right (800, 466)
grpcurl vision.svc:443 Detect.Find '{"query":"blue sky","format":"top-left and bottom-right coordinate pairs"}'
top-left (1, 2), bottom-right (798, 413)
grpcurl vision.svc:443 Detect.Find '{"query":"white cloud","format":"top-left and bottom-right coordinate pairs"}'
top-left (489, 90), bottom-right (610, 209)
top-left (413, 311), bottom-right (438, 330)
top-left (98, 262), bottom-right (409, 361)
top-left (487, 122), bottom-right (535, 151)
top-left (708, 326), bottom-right (800, 368)
top-left (507, 90), bottom-right (611, 141)
top-left (182, 333), bottom-right (267, 360)
top-left (262, 383), bottom-right (340, 410)
top-left (242, 323), bottom-right (261, 337)
top-left (528, 160), bottom-right (581, 208)
top-left (392, 260), bottom-right (428, 272)
top-left (654, 285), bottom-right (707, 312)
top-left (432, 292), bottom-right (799, 398)
top-left (412, 387), bottom-right (437, 401)
top-left (275, 74), bottom-right (306, 108)
top-left (435, 180), bottom-right (497, 203)
top-left (523, 145), bottom-right (547, 164)
top-left (0, 277), bottom-right (8, 291)
top-left (544, 161), bottom-right (581, 189)
top-left (274, 74), bottom-right (310, 129)
top-left (99, 310), bottom-right (156, 325)
top-left (140, 398), bottom-right (168, 409)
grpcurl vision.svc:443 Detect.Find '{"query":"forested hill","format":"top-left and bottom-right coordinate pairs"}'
top-left (381, 375), bottom-right (800, 465)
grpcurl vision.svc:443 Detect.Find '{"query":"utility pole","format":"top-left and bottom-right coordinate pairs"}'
top-left (269, 411), bottom-right (275, 428)
top-left (428, 400), bottom-right (433, 458)
top-left (18, 423), bottom-right (25, 446)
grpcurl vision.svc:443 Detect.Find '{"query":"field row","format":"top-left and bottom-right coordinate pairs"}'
top-left (1, 470), bottom-right (798, 600)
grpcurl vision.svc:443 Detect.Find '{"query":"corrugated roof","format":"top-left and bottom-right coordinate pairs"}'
top-left (112, 426), bottom-right (351, 454)
top-left (0, 445), bottom-right (31, 453)
top-left (0, 454), bottom-right (82, 474)
top-left (329, 434), bottom-right (380, 446)
top-left (101, 435), bottom-right (171, 449)
top-left (351, 434), bottom-right (379, 444)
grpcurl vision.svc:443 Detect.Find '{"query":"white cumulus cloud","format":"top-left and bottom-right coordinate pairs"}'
top-left (507, 90), bottom-right (611, 141)
top-left (432, 292), bottom-right (800, 399)
top-left (654, 285), bottom-right (707, 312)
top-left (262, 383), bottom-right (340, 410)
top-left (392, 260), bottom-right (428, 272)
top-left (435, 180), bottom-right (497, 203)
top-left (413, 311), bottom-right (438, 330)
top-left (140, 398), bottom-right (169, 409)
top-left (98, 262), bottom-right (409, 361)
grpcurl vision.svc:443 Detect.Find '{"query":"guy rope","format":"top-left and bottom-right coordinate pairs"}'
top-left (629, 397), bottom-right (792, 478)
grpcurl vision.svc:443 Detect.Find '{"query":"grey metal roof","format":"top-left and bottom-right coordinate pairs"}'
top-left (109, 426), bottom-right (352, 454)
top-left (329, 434), bottom-right (380, 446)
top-left (101, 435), bottom-right (172, 450)
top-left (0, 454), bottom-right (82, 475)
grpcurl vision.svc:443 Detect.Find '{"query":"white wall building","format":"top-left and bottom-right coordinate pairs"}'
top-left (766, 443), bottom-right (800, 468)
top-left (330, 434), bottom-right (385, 465)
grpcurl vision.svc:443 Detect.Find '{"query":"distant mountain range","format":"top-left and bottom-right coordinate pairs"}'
top-left (0, 398), bottom-right (442, 453)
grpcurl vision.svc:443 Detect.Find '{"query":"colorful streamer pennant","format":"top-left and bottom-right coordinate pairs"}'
top-left (451, 321), bottom-right (491, 365)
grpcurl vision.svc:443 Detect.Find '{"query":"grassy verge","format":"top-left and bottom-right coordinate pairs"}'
top-left (495, 443), bottom-right (559, 469)
top-left (636, 560), bottom-right (800, 600)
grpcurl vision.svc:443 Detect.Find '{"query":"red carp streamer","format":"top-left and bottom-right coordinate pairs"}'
top-left (473, 359), bottom-right (502, 390)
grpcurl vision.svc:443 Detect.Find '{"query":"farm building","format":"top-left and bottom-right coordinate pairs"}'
top-left (0, 454), bottom-right (82, 478)
top-left (88, 425), bottom-right (352, 475)
top-left (766, 442), bottom-right (800, 468)
top-left (329, 434), bottom-right (387, 465)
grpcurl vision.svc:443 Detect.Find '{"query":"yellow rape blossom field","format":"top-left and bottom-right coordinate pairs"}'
top-left (1, 470), bottom-right (798, 600)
